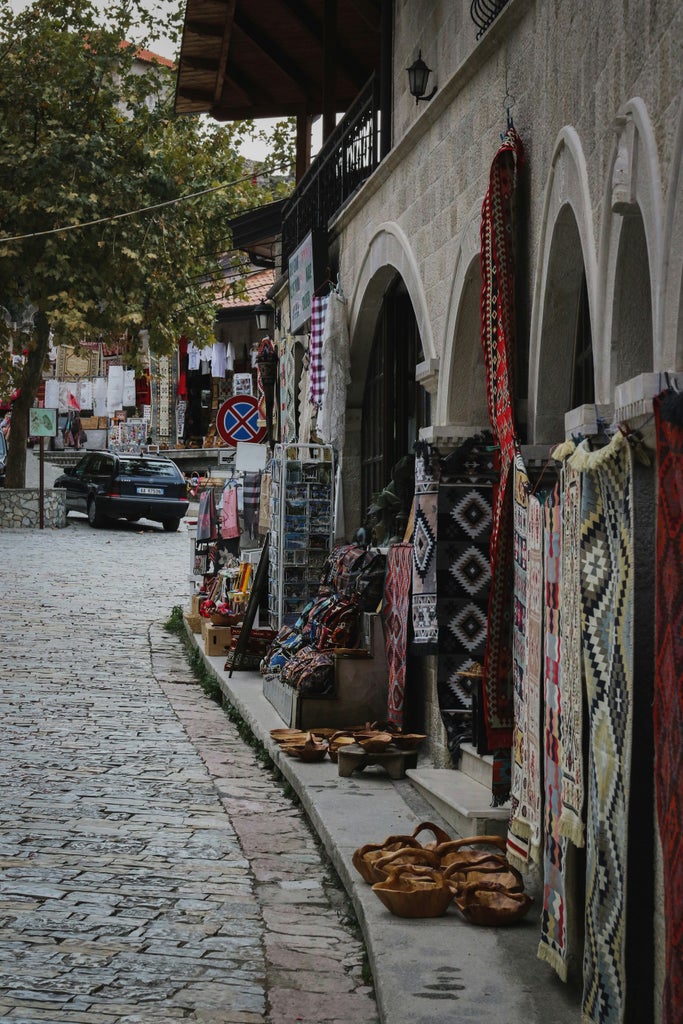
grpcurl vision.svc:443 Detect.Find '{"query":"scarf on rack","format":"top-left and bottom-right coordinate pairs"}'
top-left (478, 126), bottom-right (524, 757)
top-left (570, 433), bottom-right (633, 1024)
top-left (653, 390), bottom-right (683, 1024)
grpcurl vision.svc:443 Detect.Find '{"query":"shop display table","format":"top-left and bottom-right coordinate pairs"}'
top-left (336, 743), bottom-right (418, 780)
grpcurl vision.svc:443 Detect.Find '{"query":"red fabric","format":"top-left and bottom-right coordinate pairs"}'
top-left (654, 390), bottom-right (683, 1024)
top-left (479, 127), bottom-right (524, 751)
top-left (177, 335), bottom-right (188, 399)
top-left (382, 542), bottom-right (413, 728)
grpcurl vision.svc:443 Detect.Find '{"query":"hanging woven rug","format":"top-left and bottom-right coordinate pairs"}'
top-left (478, 127), bottom-right (525, 757)
top-left (436, 436), bottom-right (495, 760)
top-left (411, 442), bottom-right (440, 652)
top-left (653, 389), bottom-right (683, 1024)
top-left (382, 542), bottom-right (413, 729)
top-left (570, 433), bottom-right (633, 1024)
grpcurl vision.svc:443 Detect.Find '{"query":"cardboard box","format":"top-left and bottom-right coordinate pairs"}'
top-left (203, 624), bottom-right (232, 656)
top-left (190, 594), bottom-right (206, 615)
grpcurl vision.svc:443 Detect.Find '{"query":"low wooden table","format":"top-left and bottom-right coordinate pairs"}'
top-left (336, 743), bottom-right (419, 780)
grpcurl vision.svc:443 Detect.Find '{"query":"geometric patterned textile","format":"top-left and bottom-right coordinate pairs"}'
top-left (558, 453), bottom-right (586, 848)
top-left (479, 127), bottom-right (524, 752)
top-left (508, 451), bottom-right (531, 865)
top-left (653, 390), bottom-right (683, 1024)
top-left (382, 542), bottom-right (413, 729)
top-left (436, 438), bottom-right (494, 760)
top-left (308, 293), bottom-right (329, 406)
top-left (537, 487), bottom-right (569, 982)
top-left (570, 433), bottom-right (633, 1024)
top-left (412, 442), bottom-right (440, 652)
top-left (508, 462), bottom-right (543, 869)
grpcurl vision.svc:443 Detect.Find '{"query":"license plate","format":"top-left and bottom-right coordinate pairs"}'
top-left (137, 487), bottom-right (163, 495)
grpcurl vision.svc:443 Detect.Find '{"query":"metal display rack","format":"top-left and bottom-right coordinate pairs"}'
top-left (268, 443), bottom-right (335, 630)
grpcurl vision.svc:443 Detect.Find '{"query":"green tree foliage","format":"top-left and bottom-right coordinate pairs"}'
top-left (0, 0), bottom-right (294, 485)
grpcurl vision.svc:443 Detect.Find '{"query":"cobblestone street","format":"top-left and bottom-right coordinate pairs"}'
top-left (0, 516), bottom-right (378, 1024)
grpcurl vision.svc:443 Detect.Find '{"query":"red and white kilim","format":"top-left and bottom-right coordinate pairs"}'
top-left (308, 294), bottom-right (329, 406)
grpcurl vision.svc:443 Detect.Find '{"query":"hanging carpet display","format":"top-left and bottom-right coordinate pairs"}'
top-left (411, 442), bottom-right (440, 652)
top-left (570, 433), bottom-right (633, 1024)
top-left (653, 389), bottom-right (683, 1024)
top-left (318, 289), bottom-right (351, 452)
top-left (537, 486), bottom-right (571, 982)
top-left (478, 126), bottom-right (525, 760)
top-left (551, 442), bottom-right (586, 848)
top-left (507, 454), bottom-right (543, 869)
top-left (436, 434), bottom-right (495, 761)
top-left (382, 542), bottom-right (413, 729)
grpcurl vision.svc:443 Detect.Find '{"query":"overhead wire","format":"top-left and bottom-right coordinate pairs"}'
top-left (0, 162), bottom-right (292, 245)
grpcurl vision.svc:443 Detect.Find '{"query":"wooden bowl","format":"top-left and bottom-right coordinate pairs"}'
top-left (372, 866), bottom-right (453, 918)
top-left (270, 728), bottom-right (307, 744)
top-left (392, 733), bottom-right (427, 751)
top-left (357, 732), bottom-right (394, 753)
top-left (286, 742), bottom-right (328, 762)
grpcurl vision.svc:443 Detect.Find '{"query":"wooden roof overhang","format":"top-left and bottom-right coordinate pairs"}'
top-left (174, 1), bottom-right (383, 146)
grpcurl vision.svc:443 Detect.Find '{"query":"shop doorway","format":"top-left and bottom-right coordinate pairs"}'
top-left (360, 278), bottom-right (429, 524)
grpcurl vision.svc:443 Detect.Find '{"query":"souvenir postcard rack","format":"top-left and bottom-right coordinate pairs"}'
top-left (268, 443), bottom-right (335, 630)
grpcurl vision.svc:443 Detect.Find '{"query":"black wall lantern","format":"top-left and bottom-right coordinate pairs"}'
top-left (254, 299), bottom-right (281, 333)
top-left (407, 50), bottom-right (436, 104)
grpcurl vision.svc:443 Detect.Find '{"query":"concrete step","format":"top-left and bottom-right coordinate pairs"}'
top-left (406, 767), bottom-right (509, 839)
top-left (459, 741), bottom-right (495, 788)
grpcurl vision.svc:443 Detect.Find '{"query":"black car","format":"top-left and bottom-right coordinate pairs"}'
top-left (55, 451), bottom-right (189, 531)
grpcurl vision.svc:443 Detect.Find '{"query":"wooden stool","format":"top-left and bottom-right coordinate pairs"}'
top-left (337, 743), bottom-right (418, 780)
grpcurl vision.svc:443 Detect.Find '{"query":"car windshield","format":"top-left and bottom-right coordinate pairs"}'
top-left (119, 459), bottom-right (179, 479)
top-left (0, 432), bottom-right (6, 458)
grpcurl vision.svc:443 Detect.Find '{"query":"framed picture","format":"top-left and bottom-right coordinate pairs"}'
top-left (29, 407), bottom-right (58, 437)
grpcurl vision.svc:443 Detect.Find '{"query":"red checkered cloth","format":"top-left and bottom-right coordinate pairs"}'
top-left (308, 293), bottom-right (329, 406)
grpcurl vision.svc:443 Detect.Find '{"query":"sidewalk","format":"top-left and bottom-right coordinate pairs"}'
top-left (189, 631), bottom-right (581, 1024)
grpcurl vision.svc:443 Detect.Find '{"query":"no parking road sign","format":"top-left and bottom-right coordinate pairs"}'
top-left (216, 395), bottom-right (267, 446)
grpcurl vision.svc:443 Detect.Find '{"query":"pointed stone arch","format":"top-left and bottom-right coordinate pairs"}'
top-left (347, 222), bottom-right (435, 407)
top-left (528, 127), bottom-right (598, 442)
top-left (662, 97), bottom-right (683, 372)
top-left (435, 202), bottom-right (488, 432)
top-left (598, 98), bottom-right (663, 385)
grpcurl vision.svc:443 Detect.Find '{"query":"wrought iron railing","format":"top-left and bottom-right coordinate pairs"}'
top-left (281, 74), bottom-right (381, 269)
top-left (470, 0), bottom-right (510, 38)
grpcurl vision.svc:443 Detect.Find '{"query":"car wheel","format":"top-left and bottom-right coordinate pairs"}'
top-left (87, 497), bottom-right (105, 528)
top-left (162, 518), bottom-right (181, 533)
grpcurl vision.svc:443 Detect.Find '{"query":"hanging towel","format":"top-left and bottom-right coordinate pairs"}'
top-left (308, 294), bottom-right (329, 406)
top-left (318, 290), bottom-right (350, 451)
top-left (220, 484), bottom-right (240, 539)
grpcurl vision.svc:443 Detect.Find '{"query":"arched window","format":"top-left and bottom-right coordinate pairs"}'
top-left (360, 278), bottom-right (429, 515)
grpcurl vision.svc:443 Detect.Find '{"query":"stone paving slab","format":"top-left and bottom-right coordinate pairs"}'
top-left (0, 520), bottom-right (378, 1024)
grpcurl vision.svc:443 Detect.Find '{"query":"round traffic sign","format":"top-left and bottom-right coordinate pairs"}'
top-left (216, 395), bottom-right (267, 446)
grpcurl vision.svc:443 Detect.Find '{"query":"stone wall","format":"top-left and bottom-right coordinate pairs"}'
top-left (0, 488), bottom-right (67, 529)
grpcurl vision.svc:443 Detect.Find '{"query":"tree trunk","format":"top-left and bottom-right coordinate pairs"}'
top-left (5, 310), bottom-right (50, 489)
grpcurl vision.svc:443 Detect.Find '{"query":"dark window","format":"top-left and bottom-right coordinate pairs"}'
top-left (361, 279), bottom-right (429, 515)
top-left (571, 271), bottom-right (594, 407)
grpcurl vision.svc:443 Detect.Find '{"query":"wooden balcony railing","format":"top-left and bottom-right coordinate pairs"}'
top-left (281, 74), bottom-right (381, 269)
